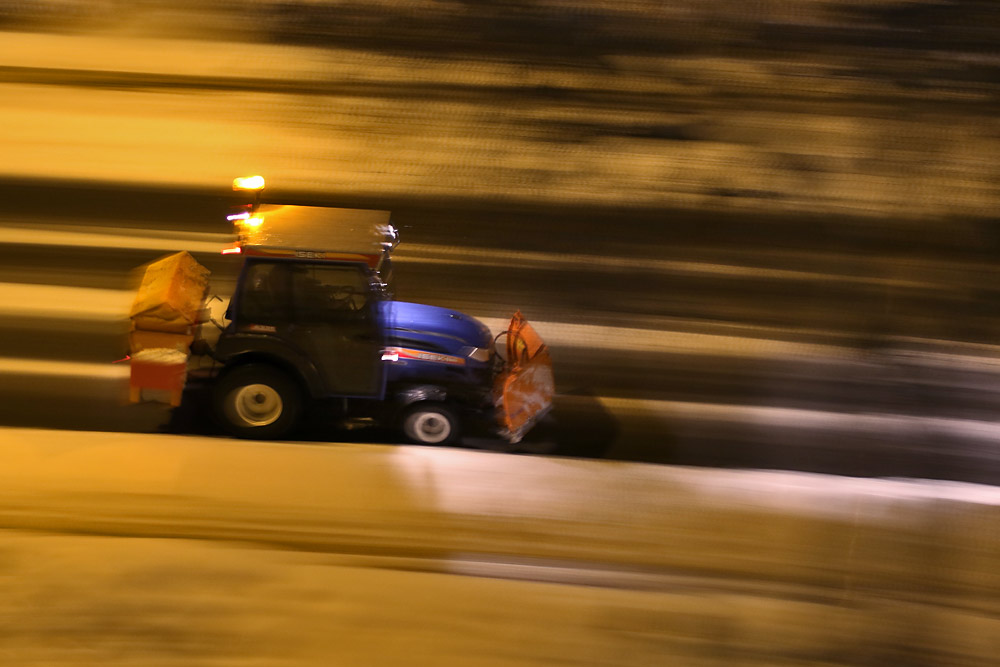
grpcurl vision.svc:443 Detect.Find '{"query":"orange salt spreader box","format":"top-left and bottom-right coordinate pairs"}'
top-left (127, 251), bottom-right (211, 406)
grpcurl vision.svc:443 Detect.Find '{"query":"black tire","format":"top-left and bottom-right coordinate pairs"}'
top-left (214, 364), bottom-right (302, 439)
top-left (400, 402), bottom-right (460, 445)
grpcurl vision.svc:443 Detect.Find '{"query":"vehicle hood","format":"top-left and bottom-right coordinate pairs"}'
top-left (377, 301), bottom-right (492, 353)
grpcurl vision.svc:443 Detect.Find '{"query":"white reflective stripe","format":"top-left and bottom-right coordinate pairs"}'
top-left (477, 317), bottom-right (851, 361)
top-left (0, 223), bottom-right (944, 289)
top-left (0, 223), bottom-right (231, 253)
top-left (398, 243), bottom-right (941, 290)
top-left (0, 356), bottom-right (130, 379)
top-left (599, 396), bottom-right (1000, 443)
top-left (0, 282), bottom-right (132, 320)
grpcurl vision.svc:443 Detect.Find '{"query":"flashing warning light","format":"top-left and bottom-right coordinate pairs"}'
top-left (244, 217), bottom-right (264, 228)
top-left (227, 211), bottom-right (250, 221)
top-left (233, 175), bottom-right (265, 191)
top-left (221, 245), bottom-right (242, 255)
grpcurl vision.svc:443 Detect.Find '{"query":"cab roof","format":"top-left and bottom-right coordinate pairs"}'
top-left (236, 204), bottom-right (394, 258)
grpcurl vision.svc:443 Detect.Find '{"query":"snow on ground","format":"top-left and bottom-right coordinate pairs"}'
top-left (1, 426), bottom-right (998, 665)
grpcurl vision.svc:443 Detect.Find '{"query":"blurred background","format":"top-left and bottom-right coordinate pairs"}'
top-left (2, 0), bottom-right (999, 479)
top-left (1, 3), bottom-right (1000, 663)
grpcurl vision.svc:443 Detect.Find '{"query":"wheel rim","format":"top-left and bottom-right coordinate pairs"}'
top-left (232, 384), bottom-right (283, 427)
top-left (408, 411), bottom-right (452, 444)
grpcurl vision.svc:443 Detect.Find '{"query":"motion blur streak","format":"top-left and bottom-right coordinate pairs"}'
top-left (3, 1), bottom-right (1000, 664)
top-left (0, 282), bottom-right (130, 319)
top-left (0, 2), bottom-right (998, 216)
top-left (2, 222), bottom-right (947, 290)
top-left (0, 222), bottom-right (230, 253)
top-left (0, 356), bottom-right (129, 379)
top-left (1, 427), bottom-right (999, 665)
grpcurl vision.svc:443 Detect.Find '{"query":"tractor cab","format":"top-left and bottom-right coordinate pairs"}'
top-left (213, 186), bottom-right (401, 432)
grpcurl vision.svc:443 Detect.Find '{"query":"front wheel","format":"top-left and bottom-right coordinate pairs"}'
top-left (400, 403), bottom-right (460, 445)
top-left (214, 364), bottom-right (302, 439)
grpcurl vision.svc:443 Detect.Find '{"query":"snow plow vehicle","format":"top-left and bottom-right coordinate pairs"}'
top-left (126, 177), bottom-right (554, 445)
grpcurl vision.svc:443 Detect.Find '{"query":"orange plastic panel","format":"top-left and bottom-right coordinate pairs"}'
top-left (130, 360), bottom-right (187, 391)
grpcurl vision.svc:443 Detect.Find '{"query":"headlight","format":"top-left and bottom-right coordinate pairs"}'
top-left (462, 346), bottom-right (491, 363)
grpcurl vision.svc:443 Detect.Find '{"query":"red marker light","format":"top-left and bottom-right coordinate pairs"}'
top-left (221, 246), bottom-right (242, 255)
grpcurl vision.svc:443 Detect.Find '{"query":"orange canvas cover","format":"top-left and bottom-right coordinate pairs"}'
top-left (130, 251), bottom-right (210, 333)
top-left (127, 251), bottom-right (208, 405)
top-left (495, 311), bottom-right (554, 443)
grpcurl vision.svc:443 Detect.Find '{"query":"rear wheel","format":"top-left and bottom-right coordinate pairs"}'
top-left (400, 403), bottom-right (460, 445)
top-left (214, 364), bottom-right (301, 439)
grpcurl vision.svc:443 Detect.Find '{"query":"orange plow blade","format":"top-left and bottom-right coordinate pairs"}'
top-left (495, 311), bottom-right (554, 443)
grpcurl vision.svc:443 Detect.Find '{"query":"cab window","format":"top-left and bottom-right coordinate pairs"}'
top-left (290, 263), bottom-right (373, 321)
top-left (237, 261), bottom-right (293, 323)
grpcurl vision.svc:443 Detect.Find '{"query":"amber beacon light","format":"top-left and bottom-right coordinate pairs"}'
top-left (232, 175), bottom-right (266, 191)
